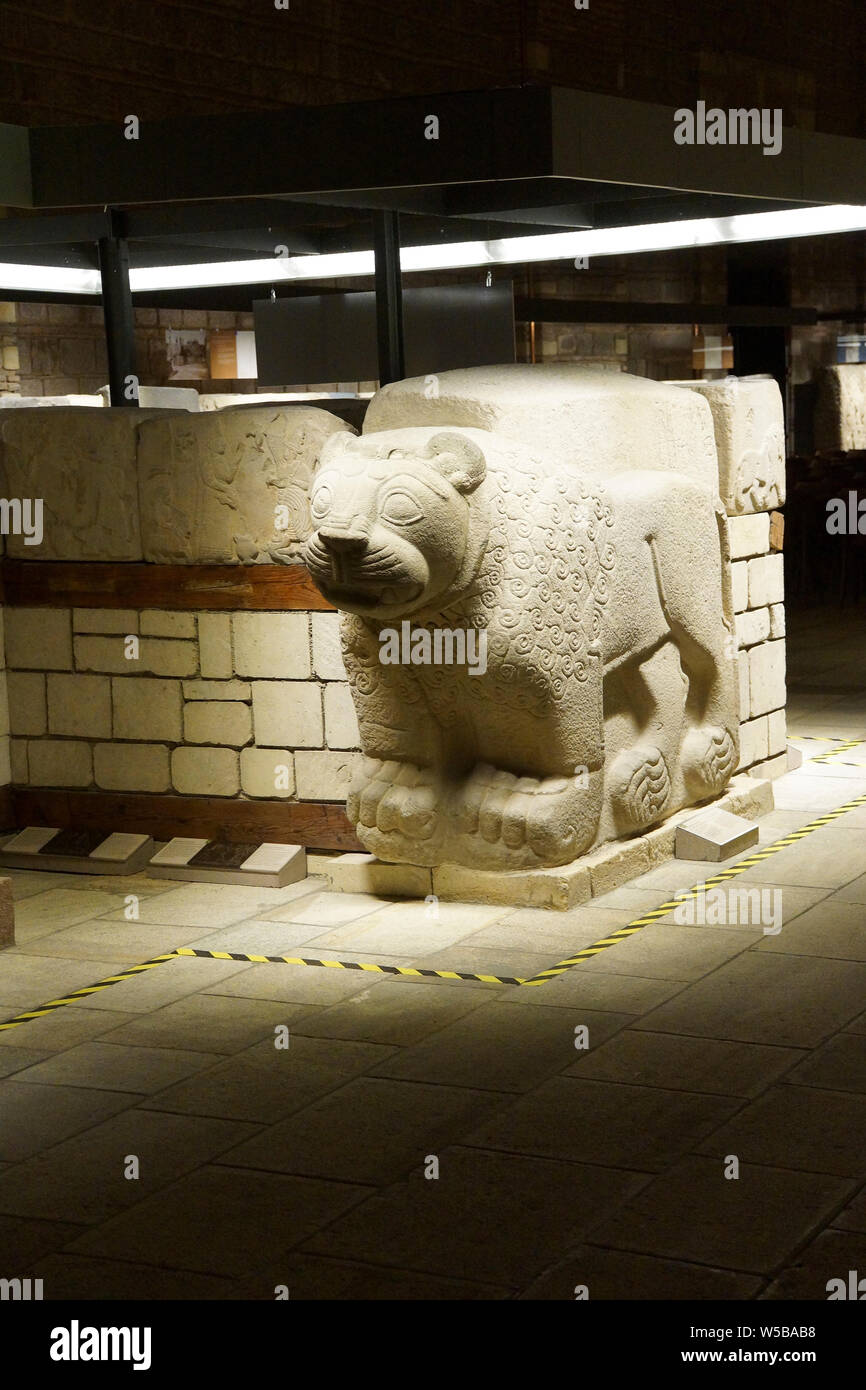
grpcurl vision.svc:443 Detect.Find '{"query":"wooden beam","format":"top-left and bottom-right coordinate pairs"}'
top-left (0, 561), bottom-right (334, 611)
top-left (9, 788), bottom-right (361, 851)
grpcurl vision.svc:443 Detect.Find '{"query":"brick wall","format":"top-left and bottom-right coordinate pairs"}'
top-left (4, 605), bottom-right (361, 803)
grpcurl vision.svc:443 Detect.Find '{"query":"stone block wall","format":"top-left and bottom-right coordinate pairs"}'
top-left (4, 606), bottom-right (362, 805)
top-left (728, 513), bottom-right (788, 777)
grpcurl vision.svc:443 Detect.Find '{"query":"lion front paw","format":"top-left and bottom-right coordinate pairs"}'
top-left (682, 725), bottom-right (737, 798)
top-left (610, 745), bottom-right (672, 831)
top-left (348, 758), bottom-right (440, 841)
top-left (453, 764), bottom-right (596, 866)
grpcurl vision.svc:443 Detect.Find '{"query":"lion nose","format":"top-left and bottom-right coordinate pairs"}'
top-left (317, 528), bottom-right (368, 555)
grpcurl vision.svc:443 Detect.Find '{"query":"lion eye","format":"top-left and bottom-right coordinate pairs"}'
top-left (381, 490), bottom-right (423, 525)
top-left (311, 485), bottom-right (332, 520)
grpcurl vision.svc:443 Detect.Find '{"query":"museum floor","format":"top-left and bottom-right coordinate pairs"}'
top-left (0, 602), bottom-right (864, 1301)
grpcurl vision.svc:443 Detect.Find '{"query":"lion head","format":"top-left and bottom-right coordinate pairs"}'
top-left (303, 428), bottom-right (488, 619)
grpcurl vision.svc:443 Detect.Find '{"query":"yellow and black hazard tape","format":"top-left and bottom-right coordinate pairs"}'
top-left (3, 744), bottom-right (866, 1025)
top-left (810, 737), bottom-right (866, 764)
top-left (519, 784), bottom-right (866, 985)
top-left (171, 946), bottom-right (523, 985)
top-left (0, 954), bottom-right (178, 1034)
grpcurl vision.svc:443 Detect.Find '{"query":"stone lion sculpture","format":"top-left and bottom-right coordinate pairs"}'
top-left (303, 366), bottom-right (739, 871)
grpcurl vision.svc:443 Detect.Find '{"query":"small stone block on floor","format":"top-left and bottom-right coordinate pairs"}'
top-left (787, 744), bottom-right (804, 770)
top-left (0, 876), bottom-right (13, 949)
top-left (148, 838), bottom-right (306, 887)
top-left (0, 826), bottom-right (153, 874)
top-left (676, 808), bottom-right (759, 862)
top-left (323, 852), bottom-right (433, 898)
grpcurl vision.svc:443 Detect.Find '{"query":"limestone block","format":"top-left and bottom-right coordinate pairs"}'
top-left (0, 395), bottom-right (103, 408)
top-left (323, 852), bottom-right (432, 898)
top-left (731, 561), bottom-right (749, 614)
top-left (747, 752), bottom-right (788, 780)
top-left (7, 672), bottom-right (46, 735)
top-left (676, 808), bottom-right (758, 861)
top-left (184, 700), bottom-right (252, 747)
top-left (198, 613), bottom-right (232, 679)
top-left (183, 680), bottom-right (251, 701)
top-left (0, 407), bottom-right (164, 560)
top-left (74, 636), bottom-right (197, 677)
top-left (240, 746), bottom-right (296, 798)
top-left (728, 513), bottom-right (770, 559)
top-left (140, 610), bottom-right (197, 638)
top-left (233, 613), bottom-right (310, 679)
top-left (737, 654), bottom-right (750, 723)
top-left (666, 375), bottom-right (785, 514)
top-left (749, 640), bottom-right (786, 718)
top-left (748, 553), bottom-right (784, 608)
top-left (6, 608), bottom-right (73, 672)
top-left (112, 677), bottom-right (182, 741)
top-left (138, 406), bottom-right (354, 564)
top-left (311, 612), bottom-right (346, 680)
top-left (295, 750), bottom-right (359, 800)
top-left (28, 739), bottom-right (92, 787)
top-left (306, 365), bottom-right (741, 872)
top-left (73, 609), bottom-right (139, 634)
top-left (433, 858), bottom-right (592, 912)
top-left (10, 738), bottom-right (27, 782)
top-left (769, 603), bottom-right (785, 639)
top-left (366, 365), bottom-right (719, 490)
top-left (47, 673), bottom-right (111, 738)
top-left (0, 876), bottom-right (13, 949)
top-left (737, 715), bottom-right (769, 770)
top-left (94, 742), bottom-right (171, 792)
top-left (815, 364), bottom-right (866, 451)
top-left (171, 747), bottom-right (240, 797)
top-left (252, 681), bottom-right (322, 748)
top-left (736, 607), bottom-right (771, 649)
top-left (768, 708), bottom-right (787, 757)
top-left (98, 384), bottom-right (200, 411)
top-left (324, 683), bottom-right (360, 749)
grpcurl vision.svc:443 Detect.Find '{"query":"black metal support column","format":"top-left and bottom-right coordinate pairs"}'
top-left (372, 210), bottom-right (405, 385)
top-left (98, 213), bottom-right (138, 406)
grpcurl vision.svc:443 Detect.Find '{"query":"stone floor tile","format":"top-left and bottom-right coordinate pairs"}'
top-left (0, 1081), bottom-right (134, 1161)
top-left (0, 1110), bottom-right (259, 1224)
top-left (565, 1030), bottom-right (805, 1096)
top-left (139, 1035), bottom-right (397, 1124)
top-left (66, 1166), bottom-right (373, 1277)
top-left (291, 978), bottom-right (487, 1045)
top-left (761, 1229), bottom-right (866, 1299)
top-left (518, 1246), bottom-right (763, 1300)
top-left (587, 1154), bottom-right (853, 1273)
top-left (694, 1083), bottom-right (866, 1177)
top-left (0, 1214), bottom-right (85, 1266)
top-left (303, 1146), bottom-right (644, 1285)
top-left (99, 994), bottom-right (317, 1054)
top-left (632, 953), bottom-right (866, 1047)
top-left (10, 1041), bottom-right (221, 1094)
top-left (756, 900), bottom-right (866, 960)
top-left (24, 1254), bottom-right (233, 1300)
top-left (0, 1006), bottom-right (136, 1053)
top-left (72, 956), bottom-right (251, 1013)
top-left (371, 1001), bottom-right (630, 1091)
top-left (463, 1074), bottom-right (741, 1171)
top-left (219, 1076), bottom-right (511, 1185)
top-left (227, 1254), bottom-right (512, 1300)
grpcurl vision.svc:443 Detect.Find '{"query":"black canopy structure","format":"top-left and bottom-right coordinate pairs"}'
top-left (1, 85), bottom-right (865, 397)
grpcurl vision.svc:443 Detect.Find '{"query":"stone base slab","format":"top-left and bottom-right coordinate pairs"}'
top-left (148, 838), bottom-right (307, 888)
top-left (0, 828), bottom-right (154, 876)
top-left (320, 775), bottom-right (775, 911)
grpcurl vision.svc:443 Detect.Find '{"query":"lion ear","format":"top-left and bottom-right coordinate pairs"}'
top-left (425, 432), bottom-right (487, 494)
